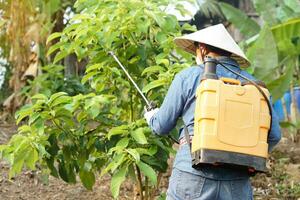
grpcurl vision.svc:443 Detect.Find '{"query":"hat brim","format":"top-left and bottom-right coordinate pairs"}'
top-left (174, 38), bottom-right (250, 68)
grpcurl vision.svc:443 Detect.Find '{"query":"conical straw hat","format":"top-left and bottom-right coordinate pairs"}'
top-left (174, 24), bottom-right (250, 68)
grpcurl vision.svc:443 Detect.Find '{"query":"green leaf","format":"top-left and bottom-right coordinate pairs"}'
top-left (86, 63), bottom-right (101, 73)
top-left (156, 32), bottom-right (167, 43)
top-left (18, 125), bottom-right (31, 135)
top-left (79, 170), bottom-right (95, 190)
top-left (24, 148), bottom-right (38, 170)
top-left (142, 66), bottom-right (165, 76)
top-left (271, 18), bottom-right (300, 43)
top-left (31, 94), bottom-right (48, 101)
top-left (142, 79), bottom-right (166, 93)
top-left (115, 138), bottom-right (129, 150)
top-left (108, 125), bottom-right (128, 139)
top-left (181, 23), bottom-right (197, 32)
top-left (219, 2), bottom-right (260, 38)
top-left (9, 155), bottom-right (25, 178)
top-left (53, 50), bottom-right (69, 64)
top-left (101, 154), bottom-right (126, 176)
top-left (126, 149), bottom-right (140, 162)
top-left (136, 146), bottom-right (157, 156)
top-left (58, 162), bottom-right (69, 182)
top-left (156, 59), bottom-right (169, 67)
top-left (279, 121), bottom-right (296, 128)
top-left (81, 71), bottom-right (100, 84)
top-left (267, 59), bottom-right (294, 101)
top-left (46, 158), bottom-right (59, 178)
top-left (45, 0), bottom-right (61, 16)
top-left (8, 138), bottom-right (30, 178)
top-left (50, 95), bottom-right (72, 107)
top-left (283, 0), bottom-right (300, 13)
top-left (130, 128), bottom-right (148, 144)
top-left (111, 167), bottom-right (127, 199)
top-left (46, 32), bottom-right (62, 45)
top-left (252, 0), bottom-right (278, 25)
top-left (137, 161), bottom-right (157, 185)
top-left (48, 92), bottom-right (68, 105)
top-left (247, 25), bottom-right (278, 80)
top-left (47, 41), bottom-right (64, 56)
top-left (15, 106), bottom-right (33, 124)
top-left (58, 162), bottom-right (76, 184)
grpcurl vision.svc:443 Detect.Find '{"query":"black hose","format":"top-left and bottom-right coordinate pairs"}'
top-left (168, 135), bottom-right (179, 144)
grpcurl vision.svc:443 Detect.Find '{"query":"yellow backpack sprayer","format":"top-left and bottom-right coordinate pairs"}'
top-left (190, 57), bottom-right (272, 173)
top-left (110, 52), bottom-right (272, 173)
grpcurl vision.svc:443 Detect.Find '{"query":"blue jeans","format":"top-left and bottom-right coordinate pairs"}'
top-left (166, 168), bottom-right (253, 200)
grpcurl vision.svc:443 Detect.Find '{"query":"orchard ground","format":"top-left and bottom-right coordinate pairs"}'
top-left (0, 124), bottom-right (299, 200)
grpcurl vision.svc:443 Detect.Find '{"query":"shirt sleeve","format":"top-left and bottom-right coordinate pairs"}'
top-left (149, 74), bottom-right (186, 135)
top-left (267, 98), bottom-right (282, 152)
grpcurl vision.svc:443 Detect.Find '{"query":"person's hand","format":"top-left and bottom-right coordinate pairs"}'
top-left (144, 108), bottom-right (159, 125)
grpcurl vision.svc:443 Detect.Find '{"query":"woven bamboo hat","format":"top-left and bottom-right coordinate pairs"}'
top-left (174, 24), bottom-right (250, 68)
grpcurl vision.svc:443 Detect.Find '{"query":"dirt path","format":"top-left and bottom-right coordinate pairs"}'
top-left (0, 124), bottom-right (299, 200)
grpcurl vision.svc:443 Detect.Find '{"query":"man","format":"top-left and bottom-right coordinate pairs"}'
top-left (144, 24), bottom-right (281, 200)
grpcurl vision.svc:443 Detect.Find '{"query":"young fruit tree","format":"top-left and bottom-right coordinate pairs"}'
top-left (0, 0), bottom-right (195, 199)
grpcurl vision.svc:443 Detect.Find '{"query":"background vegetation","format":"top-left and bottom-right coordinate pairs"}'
top-left (0, 0), bottom-right (299, 199)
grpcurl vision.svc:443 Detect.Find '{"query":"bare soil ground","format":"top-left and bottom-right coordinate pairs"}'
top-left (0, 124), bottom-right (299, 200)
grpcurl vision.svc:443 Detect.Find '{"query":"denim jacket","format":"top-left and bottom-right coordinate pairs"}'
top-left (149, 57), bottom-right (281, 180)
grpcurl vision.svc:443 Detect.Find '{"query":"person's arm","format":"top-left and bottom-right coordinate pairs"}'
top-left (267, 99), bottom-right (282, 152)
top-left (148, 74), bottom-right (187, 135)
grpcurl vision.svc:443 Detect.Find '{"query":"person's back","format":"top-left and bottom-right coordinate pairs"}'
top-left (144, 24), bottom-right (281, 200)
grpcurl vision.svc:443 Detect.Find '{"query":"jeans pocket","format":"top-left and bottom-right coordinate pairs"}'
top-left (175, 170), bottom-right (205, 200)
top-left (230, 178), bottom-right (253, 200)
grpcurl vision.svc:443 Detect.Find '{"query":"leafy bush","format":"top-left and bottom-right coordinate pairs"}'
top-left (1, 0), bottom-right (194, 199)
top-left (21, 64), bottom-right (89, 98)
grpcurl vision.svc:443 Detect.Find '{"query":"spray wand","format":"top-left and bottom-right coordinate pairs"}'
top-left (109, 51), bottom-right (156, 111)
top-left (109, 51), bottom-right (178, 144)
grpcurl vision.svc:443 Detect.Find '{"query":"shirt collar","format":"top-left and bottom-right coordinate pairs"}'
top-left (216, 56), bottom-right (240, 69)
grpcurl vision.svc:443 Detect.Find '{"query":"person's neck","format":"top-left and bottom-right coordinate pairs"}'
top-left (206, 52), bottom-right (221, 58)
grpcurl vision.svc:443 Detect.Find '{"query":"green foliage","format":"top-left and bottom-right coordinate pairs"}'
top-left (0, 62), bottom-right (11, 106)
top-left (196, 0), bottom-right (224, 19)
top-left (219, 2), bottom-right (260, 38)
top-left (246, 25), bottom-right (278, 80)
top-left (268, 150), bottom-right (300, 198)
top-left (1, 0), bottom-right (192, 199)
top-left (21, 64), bottom-right (89, 98)
top-left (221, 0), bottom-right (300, 101)
top-left (111, 166), bottom-right (127, 198)
top-left (253, 0), bottom-right (300, 25)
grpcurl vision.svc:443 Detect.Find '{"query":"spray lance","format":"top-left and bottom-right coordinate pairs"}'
top-left (109, 51), bottom-right (179, 144)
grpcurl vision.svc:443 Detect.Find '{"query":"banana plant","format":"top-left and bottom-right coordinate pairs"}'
top-left (219, 0), bottom-right (300, 101)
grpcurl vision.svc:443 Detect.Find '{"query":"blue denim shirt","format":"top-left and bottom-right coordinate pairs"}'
top-left (149, 57), bottom-right (281, 180)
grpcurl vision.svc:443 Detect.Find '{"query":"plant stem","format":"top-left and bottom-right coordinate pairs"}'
top-left (129, 32), bottom-right (139, 46)
top-left (296, 57), bottom-right (300, 85)
top-left (145, 176), bottom-right (149, 200)
top-left (51, 118), bottom-right (69, 135)
top-left (150, 172), bottom-right (162, 199)
top-left (135, 164), bottom-right (144, 200)
top-left (170, 52), bottom-right (181, 63)
top-left (130, 89), bottom-right (134, 123)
